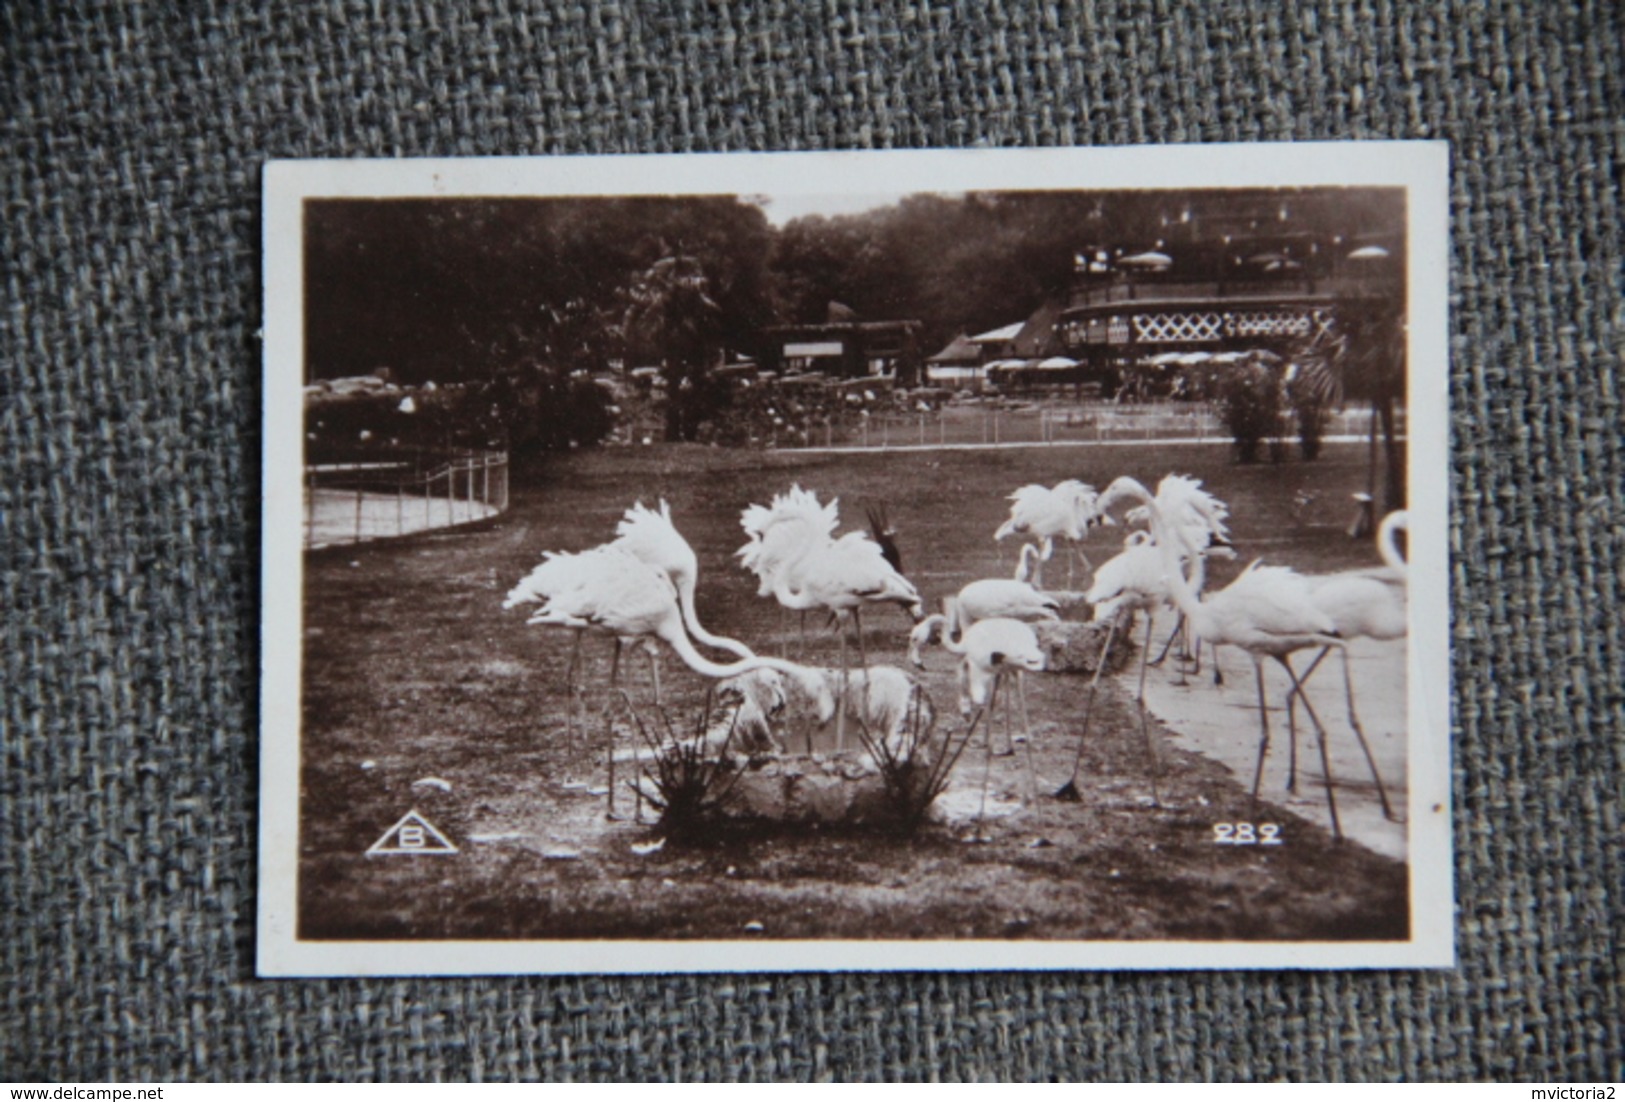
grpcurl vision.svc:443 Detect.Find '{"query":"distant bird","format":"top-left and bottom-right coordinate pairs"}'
top-left (614, 499), bottom-right (753, 660)
top-left (993, 479), bottom-right (1109, 589)
top-left (1090, 476), bottom-right (1352, 838)
top-left (909, 576), bottom-right (1059, 749)
top-left (1281, 510), bottom-right (1409, 818)
top-left (505, 544), bottom-right (834, 812)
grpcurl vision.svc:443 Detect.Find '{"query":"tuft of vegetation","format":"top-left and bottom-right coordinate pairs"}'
top-left (625, 691), bottom-right (747, 840)
top-left (1217, 357), bottom-right (1286, 464)
top-left (849, 685), bottom-right (973, 833)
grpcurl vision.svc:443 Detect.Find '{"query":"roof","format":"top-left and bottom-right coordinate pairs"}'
top-left (1013, 299), bottom-right (1065, 357)
top-left (926, 333), bottom-right (982, 364)
top-left (970, 321), bottom-right (1024, 343)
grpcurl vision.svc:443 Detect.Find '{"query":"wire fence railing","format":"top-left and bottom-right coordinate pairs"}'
top-left (304, 448), bottom-right (509, 548)
top-left (778, 402), bottom-right (1405, 451)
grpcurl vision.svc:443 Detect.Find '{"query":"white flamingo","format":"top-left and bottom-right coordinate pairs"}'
top-left (1281, 510), bottom-right (1409, 817)
top-left (909, 576), bottom-right (1059, 748)
top-left (505, 545), bottom-right (834, 813)
top-left (1095, 476), bottom-right (1352, 838)
top-left (613, 499), bottom-right (754, 660)
top-left (934, 616), bottom-right (1047, 812)
top-left (994, 479), bottom-right (1108, 589)
top-left (737, 484), bottom-right (840, 652)
top-left (772, 530), bottom-right (922, 751)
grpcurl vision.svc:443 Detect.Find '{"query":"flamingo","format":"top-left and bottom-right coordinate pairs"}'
top-left (994, 479), bottom-right (1108, 589)
top-left (1052, 528), bottom-right (1233, 802)
top-left (1280, 510), bottom-right (1409, 817)
top-left (932, 617), bottom-right (1047, 812)
top-left (505, 545), bottom-right (835, 814)
top-left (771, 530), bottom-right (923, 751)
top-left (908, 576), bottom-right (1059, 754)
top-left (612, 499), bottom-right (754, 660)
top-left (1134, 475), bottom-right (1232, 676)
top-left (737, 484), bottom-right (840, 653)
top-left (1093, 476), bottom-right (1352, 838)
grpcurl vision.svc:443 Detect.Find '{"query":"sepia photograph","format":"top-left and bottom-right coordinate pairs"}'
top-left (258, 147), bottom-right (1451, 975)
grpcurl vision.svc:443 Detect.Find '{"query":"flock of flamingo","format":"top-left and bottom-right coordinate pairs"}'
top-left (501, 473), bottom-right (1409, 840)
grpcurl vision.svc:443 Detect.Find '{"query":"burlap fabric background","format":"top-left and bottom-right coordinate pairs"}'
top-left (3, 0), bottom-right (1620, 1082)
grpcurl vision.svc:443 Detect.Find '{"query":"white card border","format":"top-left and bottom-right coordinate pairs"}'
top-left (259, 143), bottom-right (1453, 976)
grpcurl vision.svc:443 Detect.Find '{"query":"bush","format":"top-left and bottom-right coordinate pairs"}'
top-left (1217, 359), bottom-right (1286, 464)
top-left (1286, 356), bottom-right (1338, 461)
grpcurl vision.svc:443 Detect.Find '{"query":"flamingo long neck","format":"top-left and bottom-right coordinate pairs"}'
top-left (1187, 548), bottom-right (1208, 597)
top-left (658, 615), bottom-right (816, 682)
top-left (770, 573), bottom-right (824, 612)
top-left (1378, 511), bottom-right (1409, 578)
top-left (929, 610), bottom-right (969, 656)
top-left (1015, 543), bottom-right (1039, 582)
top-left (677, 576), bottom-right (755, 659)
top-left (1141, 494), bottom-right (1212, 635)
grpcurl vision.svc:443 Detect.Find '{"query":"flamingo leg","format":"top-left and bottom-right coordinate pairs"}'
top-left (835, 620), bottom-right (849, 753)
top-left (604, 696), bottom-right (619, 821)
top-left (563, 630), bottom-right (584, 746)
top-left (1248, 658), bottom-right (1272, 807)
top-left (1138, 611), bottom-right (1162, 807)
top-left (1284, 645), bottom-right (1334, 793)
top-left (1339, 647), bottom-right (1395, 820)
top-left (646, 645), bottom-right (662, 709)
top-left (1276, 655), bottom-right (1342, 840)
top-left (1211, 642), bottom-right (1225, 686)
top-left (1054, 612), bottom-right (1119, 799)
top-left (1148, 613), bottom-right (1183, 667)
top-left (1015, 671), bottom-right (1036, 806)
top-left (998, 668), bottom-right (1015, 756)
top-left (854, 607), bottom-right (873, 752)
top-left (975, 678), bottom-right (1002, 834)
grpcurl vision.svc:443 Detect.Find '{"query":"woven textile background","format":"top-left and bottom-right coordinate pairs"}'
top-left (2, 0), bottom-right (1620, 1082)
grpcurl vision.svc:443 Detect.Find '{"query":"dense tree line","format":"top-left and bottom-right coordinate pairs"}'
top-left (304, 188), bottom-right (1404, 459)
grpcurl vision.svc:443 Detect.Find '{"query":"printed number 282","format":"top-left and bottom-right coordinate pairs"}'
top-left (1213, 823), bottom-right (1282, 845)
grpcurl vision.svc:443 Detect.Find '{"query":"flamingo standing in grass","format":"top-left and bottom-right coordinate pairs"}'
top-left (1054, 476), bottom-right (1231, 801)
top-left (613, 499), bottom-right (755, 661)
top-left (737, 484), bottom-right (841, 653)
top-left (1280, 510), bottom-right (1409, 818)
top-left (994, 479), bottom-right (1108, 589)
top-left (908, 575), bottom-right (1059, 753)
top-left (934, 617), bottom-right (1047, 813)
top-left (1088, 476), bottom-right (1353, 838)
top-left (504, 545), bottom-right (833, 815)
top-left (771, 529), bottom-right (922, 751)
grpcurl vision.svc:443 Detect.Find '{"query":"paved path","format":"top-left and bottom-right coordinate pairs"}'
top-left (1130, 622), bottom-right (1409, 861)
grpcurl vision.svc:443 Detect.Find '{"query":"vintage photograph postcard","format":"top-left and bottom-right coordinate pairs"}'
top-left (259, 144), bottom-right (1451, 975)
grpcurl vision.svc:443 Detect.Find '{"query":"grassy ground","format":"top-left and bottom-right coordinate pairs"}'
top-left (298, 440), bottom-right (1408, 942)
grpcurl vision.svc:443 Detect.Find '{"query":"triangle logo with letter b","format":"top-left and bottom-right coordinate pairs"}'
top-left (365, 809), bottom-right (459, 856)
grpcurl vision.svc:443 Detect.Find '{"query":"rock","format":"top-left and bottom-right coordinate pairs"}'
top-left (1033, 618), bottom-right (1136, 675)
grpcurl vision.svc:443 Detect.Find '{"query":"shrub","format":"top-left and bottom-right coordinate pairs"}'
top-left (1217, 359), bottom-right (1286, 464)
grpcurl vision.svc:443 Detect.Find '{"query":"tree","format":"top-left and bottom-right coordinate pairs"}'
top-left (623, 254), bottom-right (727, 442)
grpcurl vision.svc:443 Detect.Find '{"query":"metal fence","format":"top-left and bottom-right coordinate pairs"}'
top-left (303, 448), bottom-right (509, 548)
top-left (783, 402), bottom-right (1405, 451)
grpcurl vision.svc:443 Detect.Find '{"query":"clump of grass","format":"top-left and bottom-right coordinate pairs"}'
top-left (626, 690), bottom-right (747, 839)
top-left (852, 684), bottom-right (976, 833)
